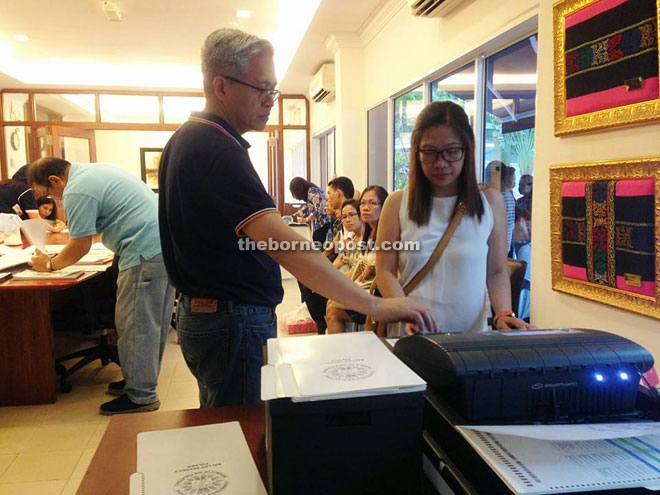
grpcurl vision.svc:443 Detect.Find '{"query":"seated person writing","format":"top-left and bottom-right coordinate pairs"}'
top-left (36, 196), bottom-right (67, 232)
top-left (325, 186), bottom-right (388, 333)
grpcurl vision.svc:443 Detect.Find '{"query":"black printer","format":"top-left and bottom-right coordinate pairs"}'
top-left (394, 328), bottom-right (654, 422)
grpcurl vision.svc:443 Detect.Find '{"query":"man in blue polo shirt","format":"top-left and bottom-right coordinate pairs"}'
top-left (159, 28), bottom-right (437, 409)
top-left (28, 158), bottom-right (175, 415)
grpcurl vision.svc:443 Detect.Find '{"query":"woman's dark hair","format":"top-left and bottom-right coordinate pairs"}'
top-left (289, 177), bottom-right (318, 201)
top-left (359, 185), bottom-right (388, 244)
top-left (408, 101), bottom-right (483, 226)
top-left (36, 196), bottom-right (57, 221)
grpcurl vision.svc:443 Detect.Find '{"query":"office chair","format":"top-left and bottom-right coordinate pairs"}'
top-left (55, 256), bottom-right (120, 393)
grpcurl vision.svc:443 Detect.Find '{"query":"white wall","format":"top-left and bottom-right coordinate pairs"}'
top-left (532, 0), bottom-right (660, 359)
top-left (94, 130), bottom-right (174, 179)
top-left (310, 98), bottom-right (336, 137)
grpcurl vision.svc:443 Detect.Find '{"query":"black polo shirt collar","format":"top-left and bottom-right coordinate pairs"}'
top-left (189, 111), bottom-right (251, 150)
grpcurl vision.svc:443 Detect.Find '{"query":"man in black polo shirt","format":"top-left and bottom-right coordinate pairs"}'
top-left (159, 28), bottom-right (437, 408)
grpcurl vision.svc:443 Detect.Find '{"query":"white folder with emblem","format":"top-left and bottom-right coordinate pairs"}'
top-left (261, 332), bottom-right (426, 402)
top-left (129, 422), bottom-right (266, 495)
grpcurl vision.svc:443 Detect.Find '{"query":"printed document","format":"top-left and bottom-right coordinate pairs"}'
top-left (130, 422), bottom-right (266, 495)
top-left (262, 332), bottom-right (425, 402)
top-left (457, 426), bottom-right (660, 494)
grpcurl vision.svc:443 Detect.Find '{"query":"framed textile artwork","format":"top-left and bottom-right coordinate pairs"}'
top-left (140, 147), bottom-right (163, 193)
top-left (550, 158), bottom-right (660, 319)
top-left (553, 0), bottom-right (660, 135)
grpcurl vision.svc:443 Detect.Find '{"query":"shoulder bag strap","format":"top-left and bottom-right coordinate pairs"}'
top-left (401, 201), bottom-right (465, 296)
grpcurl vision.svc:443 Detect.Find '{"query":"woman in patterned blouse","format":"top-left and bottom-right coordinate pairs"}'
top-left (290, 177), bottom-right (332, 243)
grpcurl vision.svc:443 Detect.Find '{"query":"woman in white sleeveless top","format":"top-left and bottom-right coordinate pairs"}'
top-left (376, 101), bottom-right (530, 334)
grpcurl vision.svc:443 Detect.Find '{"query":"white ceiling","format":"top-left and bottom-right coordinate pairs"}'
top-left (0, 0), bottom-right (384, 93)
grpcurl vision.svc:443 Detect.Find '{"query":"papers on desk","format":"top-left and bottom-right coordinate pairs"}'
top-left (12, 269), bottom-right (85, 280)
top-left (456, 424), bottom-right (660, 494)
top-left (261, 332), bottom-right (426, 402)
top-left (130, 422), bottom-right (266, 495)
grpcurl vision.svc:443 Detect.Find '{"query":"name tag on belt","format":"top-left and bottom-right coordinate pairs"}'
top-left (190, 298), bottom-right (218, 313)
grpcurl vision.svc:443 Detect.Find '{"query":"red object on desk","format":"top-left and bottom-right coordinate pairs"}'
top-left (286, 318), bottom-right (317, 334)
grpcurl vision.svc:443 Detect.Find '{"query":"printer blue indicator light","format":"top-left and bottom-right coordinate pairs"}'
top-left (619, 372), bottom-right (629, 380)
top-left (595, 373), bottom-right (605, 382)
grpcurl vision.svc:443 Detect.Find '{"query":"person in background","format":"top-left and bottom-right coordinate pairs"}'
top-left (332, 199), bottom-right (365, 273)
top-left (376, 101), bottom-right (530, 334)
top-left (290, 177), bottom-right (332, 334)
top-left (36, 196), bottom-right (67, 233)
top-left (500, 164), bottom-right (516, 255)
top-left (324, 176), bottom-right (355, 257)
top-left (27, 157), bottom-right (175, 415)
top-left (158, 28), bottom-right (437, 408)
top-left (0, 164), bottom-right (37, 219)
top-left (325, 186), bottom-right (388, 333)
top-left (289, 177), bottom-right (331, 244)
top-left (516, 174), bottom-right (533, 237)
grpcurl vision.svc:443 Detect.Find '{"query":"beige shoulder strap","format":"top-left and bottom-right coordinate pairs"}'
top-left (402, 202), bottom-right (465, 296)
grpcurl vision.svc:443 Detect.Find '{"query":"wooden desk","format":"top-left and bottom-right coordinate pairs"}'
top-left (77, 406), bottom-right (267, 495)
top-left (0, 233), bottom-right (108, 405)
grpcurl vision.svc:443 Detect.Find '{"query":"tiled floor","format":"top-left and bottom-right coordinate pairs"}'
top-left (0, 279), bottom-right (305, 495)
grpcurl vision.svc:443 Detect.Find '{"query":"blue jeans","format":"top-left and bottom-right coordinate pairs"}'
top-left (115, 254), bottom-right (175, 404)
top-left (176, 296), bottom-right (277, 407)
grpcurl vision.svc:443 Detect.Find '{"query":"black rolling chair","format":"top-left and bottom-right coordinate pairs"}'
top-left (488, 258), bottom-right (527, 328)
top-left (55, 256), bottom-right (120, 393)
top-left (507, 258), bottom-right (527, 317)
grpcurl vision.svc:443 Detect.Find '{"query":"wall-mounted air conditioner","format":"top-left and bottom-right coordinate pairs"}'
top-left (408, 0), bottom-right (468, 17)
top-left (309, 64), bottom-right (335, 103)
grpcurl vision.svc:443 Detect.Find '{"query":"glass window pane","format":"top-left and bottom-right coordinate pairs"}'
top-left (282, 98), bottom-right (306, 126)
top-left (483, 35), bottom-right (537, 188)
top-left (2, 93), bottom-right (29, 121)
top-left (34, 94), bottom-right (96, 122)
top-left (5, 126), bottom-right (29, 177)
top-left (162, 96), bottom-right (205, 124)
top-left (431, 63), bottom-right (476, 125)
top-left (368, 102), bottom-right (388, 188)
top-left (283, 129), bottom-right (307, 203)
top-left (100, 95), bottom-right (159, 123)
top-left (393, 86), bottom-right (423, 190)
top-left (244, 131), bottom-right (269, 189)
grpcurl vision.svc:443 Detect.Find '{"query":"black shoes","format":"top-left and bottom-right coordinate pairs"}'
top-left (100, 394), bottom-right (160, 416)
top-left (107, 379), bottom-right (126, 396)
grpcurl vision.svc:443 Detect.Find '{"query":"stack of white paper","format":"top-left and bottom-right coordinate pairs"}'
top-left (261, 332), bottom-right (426, 402)
top-left (456, 422), bottom-right (660, 494)
top-left (130, 422), bottom-right (266, 495)
top-left (0, 244), bottom-right (30, 270)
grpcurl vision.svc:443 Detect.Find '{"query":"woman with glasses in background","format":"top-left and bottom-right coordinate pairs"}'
top-left (332, 199), bottom-right (365, 273)
top-left (376, 101), bottom-right (530, 334)
top-left (325, 186), bottom-right (388, 333)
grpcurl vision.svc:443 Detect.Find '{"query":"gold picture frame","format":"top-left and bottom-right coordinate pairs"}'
top-left (550, 158), bottom-right (660, 319)
top-left (553, 0), bottom-right (660, 136)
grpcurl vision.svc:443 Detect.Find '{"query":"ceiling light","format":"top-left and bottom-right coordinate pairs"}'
top-left (236, 9), bottom-right (252, 18)
top-left (13, 34), bottom-right (29, 42)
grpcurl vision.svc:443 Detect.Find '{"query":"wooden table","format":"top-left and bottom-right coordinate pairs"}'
top-left (77, 406), bottom-right (267, 495)
top-left (0, 233), bottom-right (108, 405)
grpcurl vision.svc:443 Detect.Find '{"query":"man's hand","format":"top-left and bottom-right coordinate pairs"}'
top-left (370, 297), bottom-right (439, 333)
top-left (28, 249), bottom-right (51, 272)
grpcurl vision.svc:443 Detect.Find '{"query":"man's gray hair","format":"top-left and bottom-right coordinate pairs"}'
top-left (201, 28), bottom-right (274, 97)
